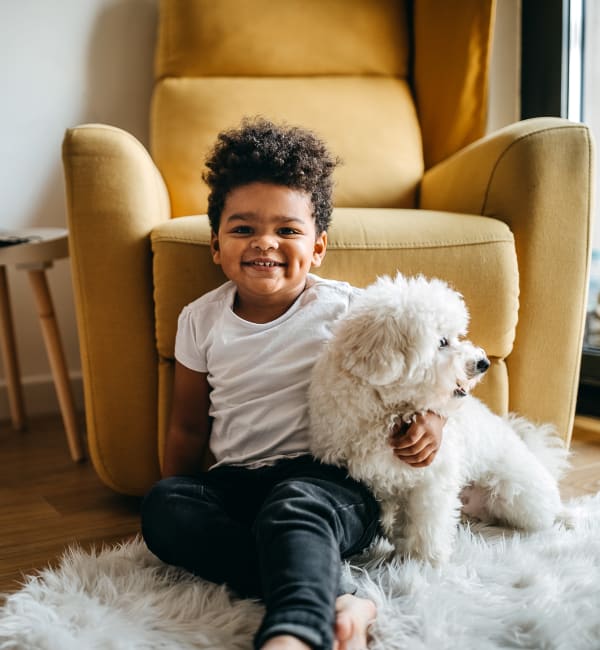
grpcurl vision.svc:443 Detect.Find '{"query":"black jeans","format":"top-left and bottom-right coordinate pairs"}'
top-left (141, 455), bottom-right (380, 650)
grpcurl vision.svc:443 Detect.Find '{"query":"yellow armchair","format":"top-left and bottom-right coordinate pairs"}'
top-left (63, 0), bottom-right (593, 495)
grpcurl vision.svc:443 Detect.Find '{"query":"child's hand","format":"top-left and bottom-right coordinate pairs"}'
top-left (388, 412), bottom-right (446, 467)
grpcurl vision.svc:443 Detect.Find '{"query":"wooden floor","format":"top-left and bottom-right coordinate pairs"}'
top-left (0, 413), bottom-right (599, 598)
top-left (0, 415), bottom-right (141, 596)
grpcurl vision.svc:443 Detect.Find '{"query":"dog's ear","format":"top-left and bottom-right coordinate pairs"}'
top-left (337, 311), bottom-right (408, 385)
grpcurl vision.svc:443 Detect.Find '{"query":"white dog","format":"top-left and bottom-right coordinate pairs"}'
top-left (309, 273), bottom-right (569, 565)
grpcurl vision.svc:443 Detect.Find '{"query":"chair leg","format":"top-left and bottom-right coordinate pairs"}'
top-left (0, 266), bottom-right (26, 430)
top-left (27, 269), bottom-right (85, 462)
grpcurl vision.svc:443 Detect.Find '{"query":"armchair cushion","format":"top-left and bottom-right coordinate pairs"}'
top-left (151, 77), bottom-right (423, 217)
top-left (155, 0), bottom-right (409, 78)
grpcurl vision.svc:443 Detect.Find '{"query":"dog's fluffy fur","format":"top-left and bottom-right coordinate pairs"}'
top-left (309, 274), bottom-right (569, 564)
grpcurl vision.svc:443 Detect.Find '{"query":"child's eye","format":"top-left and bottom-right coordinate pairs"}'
top-left (439, 337), bottom-right (449, 348)
top-left (231, 226), bottom-right (252, 234)
top-left (278, 227), bottom-right (300, 236)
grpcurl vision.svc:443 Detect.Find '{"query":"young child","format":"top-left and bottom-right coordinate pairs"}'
top-left (141, 118), bottom-right (445, 650)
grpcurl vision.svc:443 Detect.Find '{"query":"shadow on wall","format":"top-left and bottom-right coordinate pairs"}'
top-left (30, 0), bottom-right (158, 230)
top-left (84, 0), bottom-right (158, 147)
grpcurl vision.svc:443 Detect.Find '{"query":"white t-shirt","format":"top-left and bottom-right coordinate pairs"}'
top-left (175, 273), bottom-right (360, 468)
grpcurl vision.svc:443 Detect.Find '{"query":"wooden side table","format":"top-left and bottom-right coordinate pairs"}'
top-left (0, 228), bottom-right (84, 461)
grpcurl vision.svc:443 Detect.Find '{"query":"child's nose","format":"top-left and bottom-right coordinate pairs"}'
top-left (252, 234), bottom-right (278, 251)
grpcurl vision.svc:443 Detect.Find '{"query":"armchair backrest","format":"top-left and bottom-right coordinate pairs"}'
top-left (150, 0), bottom-right (494, 218)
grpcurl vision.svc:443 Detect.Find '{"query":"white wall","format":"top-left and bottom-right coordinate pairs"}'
top-left (0, 0), bottom-right (158, 418)
top-left (0, 0), bottom-right (521, 419)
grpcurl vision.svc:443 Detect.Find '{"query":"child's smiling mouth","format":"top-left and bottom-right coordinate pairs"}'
top-left (242, 258), bottom-right (286, 268)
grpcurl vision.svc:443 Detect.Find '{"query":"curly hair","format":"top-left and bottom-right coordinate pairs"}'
top-left (203, 117), bottom-right (339, 234)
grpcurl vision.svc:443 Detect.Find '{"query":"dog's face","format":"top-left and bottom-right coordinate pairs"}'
top-left (335, 274), bottom-right (489, 410)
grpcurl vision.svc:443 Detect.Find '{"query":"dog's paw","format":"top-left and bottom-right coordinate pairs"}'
top-left (392, 536), bottom-right (450, 566)
top-left (418, 547), bottom-right (450, 567)
top-left (556, 505), bottom-right (578, 530)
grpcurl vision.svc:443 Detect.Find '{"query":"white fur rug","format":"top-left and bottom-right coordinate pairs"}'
top-left (1, 493), bottom-right (600, 650)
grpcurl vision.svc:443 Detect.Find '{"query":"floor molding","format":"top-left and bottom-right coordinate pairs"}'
top-left (0, 372), bottom-right (84, 421)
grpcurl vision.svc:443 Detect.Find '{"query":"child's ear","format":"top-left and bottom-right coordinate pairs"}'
top-left (210, 232), bottom-right (221, 264)
top-left (311, 231), bottom-right (327, 268)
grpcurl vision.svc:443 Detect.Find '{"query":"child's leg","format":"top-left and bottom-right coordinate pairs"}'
top-left (141, 473), bottom-right (262, 597)
top-left (252, 458), bottom-right (380, 650)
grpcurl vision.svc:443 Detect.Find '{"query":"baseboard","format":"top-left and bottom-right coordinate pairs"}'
top-left (574, 414), bottom-right (600, 438)
top-left (0, 372), bottom-right (85, 421)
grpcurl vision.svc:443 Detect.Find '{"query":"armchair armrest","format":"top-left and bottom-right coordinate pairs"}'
top-left (421, 117), bottom-right (594, 442)
top-left (63, 124), bottom-right (171, 494)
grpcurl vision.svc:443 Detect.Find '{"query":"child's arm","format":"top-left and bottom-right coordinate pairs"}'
top-left (162, 361), bottom-right (215, 477)
top-left (388, 412), bottom-right (446, 468)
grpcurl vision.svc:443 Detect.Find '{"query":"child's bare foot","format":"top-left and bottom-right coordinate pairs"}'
top-left (260, 634), bottom-right (311, 650)
top-left (334, 593), bottom-right (377, 650)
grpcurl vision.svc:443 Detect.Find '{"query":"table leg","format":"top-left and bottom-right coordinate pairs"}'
top-left (0, 266), bottom-right (27, 430)
top-left (27, 269), bottom-right (84, 461)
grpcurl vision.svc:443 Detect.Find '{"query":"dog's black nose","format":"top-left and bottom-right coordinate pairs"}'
top-left (477, 358), bottom-right (490, 373)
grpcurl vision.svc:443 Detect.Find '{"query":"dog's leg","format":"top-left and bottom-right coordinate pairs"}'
top-left (479, 447), bottom-right (563, 531)
top-left (392, 472), bottom-right (462, 565)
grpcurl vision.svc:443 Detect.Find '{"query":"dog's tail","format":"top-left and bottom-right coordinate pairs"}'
top-left (505, 414), bottom-right (571, 481)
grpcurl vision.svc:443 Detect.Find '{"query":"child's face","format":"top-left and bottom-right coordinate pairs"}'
top-left (211, 182), bottom-right (327, 310)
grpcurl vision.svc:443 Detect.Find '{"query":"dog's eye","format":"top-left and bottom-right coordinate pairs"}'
top-left (439, 337), bottom-right (449, 348)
